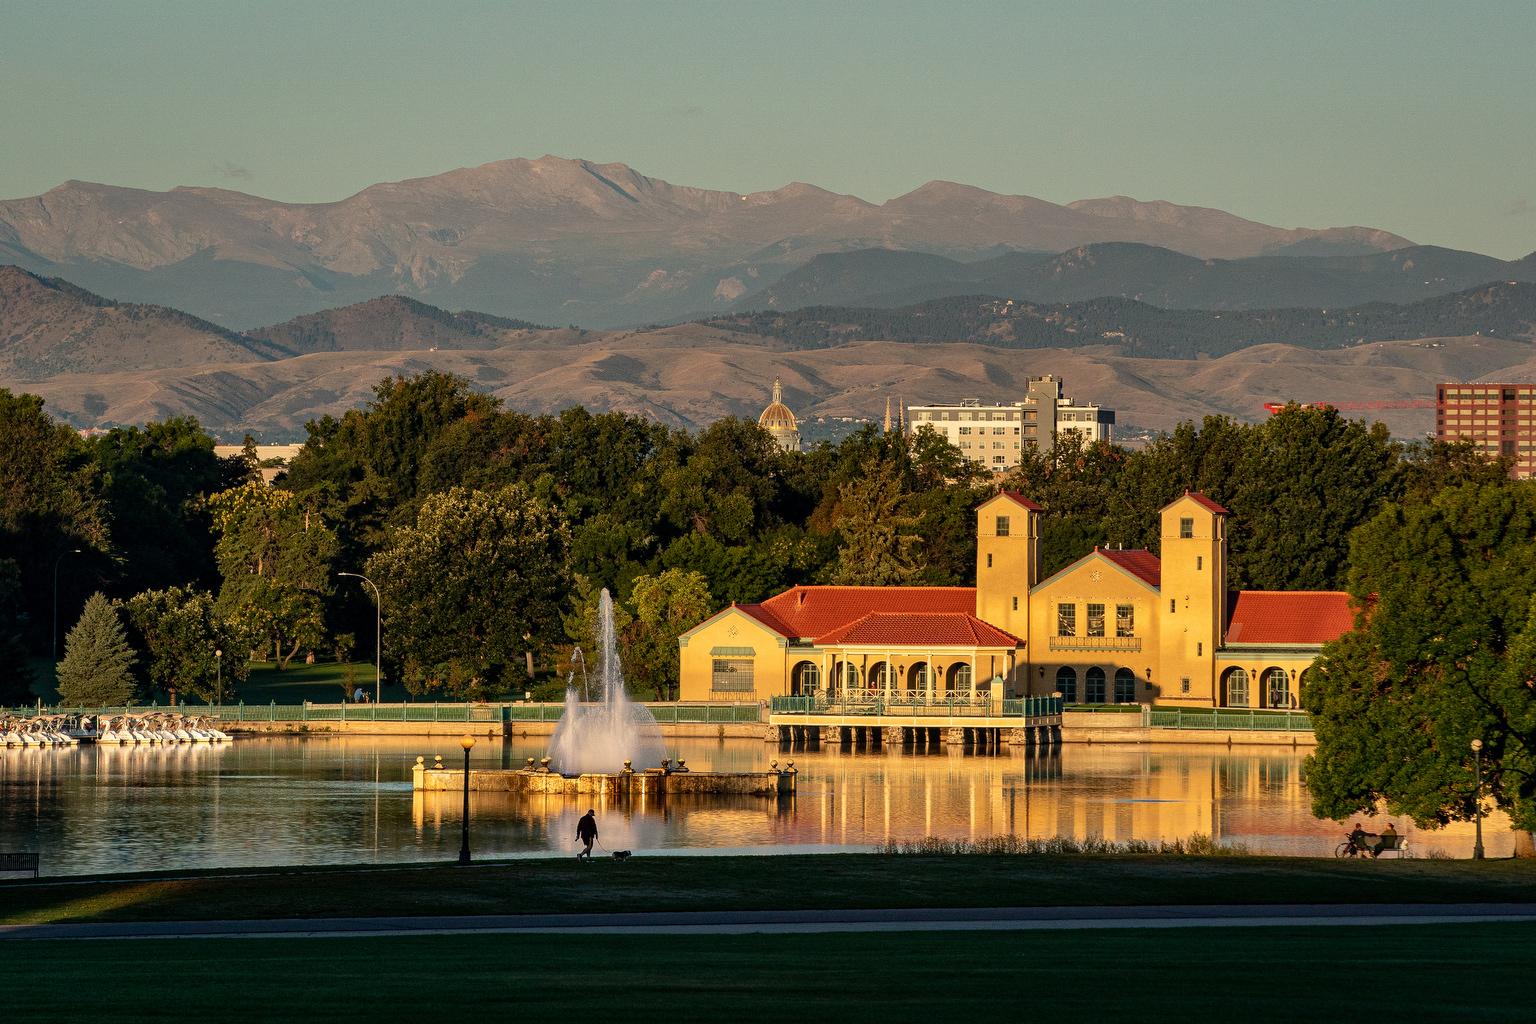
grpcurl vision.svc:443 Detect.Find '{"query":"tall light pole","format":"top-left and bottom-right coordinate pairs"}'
top-left (52, 548), bottom-right (82, 663)
top-left (1471, 737), bottom-right (1486, 860)
top-left (337, 572), bottom-right (382, 703)
top-left (215, 649), bottom-right (223, 707)
top-left (458, 734), bottom-right (475, 865)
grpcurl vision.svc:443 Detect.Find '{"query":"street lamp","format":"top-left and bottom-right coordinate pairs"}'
top-left (215, 649), bottom-right (223, 707)
top-left (52, 548), bottom-right (82, 663)
top-left (458, 733), bottom-right (475, 865)
top-left (337, 572), bottom-right (382, 704)
top-left (1471, 738), bottom-right (1486, 860)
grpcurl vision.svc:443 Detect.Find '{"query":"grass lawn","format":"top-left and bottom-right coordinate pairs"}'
top-left (4, 854), bottom-right (1536, 927)
top-left (4, 925), bottom-right (1533, 1022)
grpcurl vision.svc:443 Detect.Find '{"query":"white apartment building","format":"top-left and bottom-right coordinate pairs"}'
top-left (906, 375), bottom-right (1115, 470)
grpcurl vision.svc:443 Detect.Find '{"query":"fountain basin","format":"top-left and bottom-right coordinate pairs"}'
top-left (411, 760), bottom-right (795, 799)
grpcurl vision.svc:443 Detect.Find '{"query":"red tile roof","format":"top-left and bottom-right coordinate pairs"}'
top-left (814, 612), bottom-right (1021, 648)
top-left (1183, 491), bottom-right (1229, 515)
top-left (736, 586), bottom-right (976, 639)
top-left (1096, 548), bottom-right (1162, 588)
top-left (1225, 591), bottom-right (1355, 646)
top-left (995, 491), bottom-right (1043, 512)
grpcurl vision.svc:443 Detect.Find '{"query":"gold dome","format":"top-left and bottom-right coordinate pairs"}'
top-left (758, 377), bottom-right (801, 452)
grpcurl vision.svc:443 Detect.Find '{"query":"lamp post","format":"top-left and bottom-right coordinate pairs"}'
top-left (458, 734), bottom-right (475, 865)
top-left (337, 572), bottom-right (382, 704)
top-left (215, 649), bottom-right (223, 707)
top-left (1471, 737), bottom-right (1486, 860)
top-left (51, 548), bottom-right (82, 663)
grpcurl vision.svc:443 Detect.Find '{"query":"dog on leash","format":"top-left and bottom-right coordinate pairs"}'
top-left (611, 850), bottom-right (632, 861)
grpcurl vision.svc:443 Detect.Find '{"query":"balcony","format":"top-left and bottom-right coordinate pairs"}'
top-left (1049, 635), bottom-right (1142, 652)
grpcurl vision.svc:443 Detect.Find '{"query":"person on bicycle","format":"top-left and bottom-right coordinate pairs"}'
top-left (1348, 822), bottom-right (1369, 856)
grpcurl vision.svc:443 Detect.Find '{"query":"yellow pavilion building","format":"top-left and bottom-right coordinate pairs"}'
top-left (677, 491), bottom-right (1353, 708)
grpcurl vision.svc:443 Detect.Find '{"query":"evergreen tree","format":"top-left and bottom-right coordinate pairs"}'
top-left (0, 559), bottom-right (34, 705)
top-left (828, 457), bottom-right (924, 585)
top-left (56, 592), bottom-right (137, 706)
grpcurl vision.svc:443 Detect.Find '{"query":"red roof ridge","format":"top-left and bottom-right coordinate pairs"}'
top-left (989, 490), bottom-right (1043, 512)
top-left (1180, 490), bottom-right (1229, 515)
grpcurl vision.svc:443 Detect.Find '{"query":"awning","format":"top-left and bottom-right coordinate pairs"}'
top-left (710, 646), bottom-right (756, 657)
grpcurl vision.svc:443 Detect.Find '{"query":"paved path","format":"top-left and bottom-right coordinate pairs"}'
top-left (5, 904), bottom-right (1536, 941)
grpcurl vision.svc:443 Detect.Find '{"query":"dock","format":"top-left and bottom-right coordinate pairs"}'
top-left (768, 695), bottom-right (1063, 752)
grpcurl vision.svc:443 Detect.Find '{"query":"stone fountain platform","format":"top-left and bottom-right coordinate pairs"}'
top-left (411, 756), bottom-right (797, 799)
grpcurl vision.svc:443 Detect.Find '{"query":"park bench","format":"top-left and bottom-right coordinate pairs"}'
top-left (0, 851), bottom-right (40, 878)
top-left (1338, 833), bottom-right (1408, 859)
top-left (1373, 833), bottom-right (1408, 858)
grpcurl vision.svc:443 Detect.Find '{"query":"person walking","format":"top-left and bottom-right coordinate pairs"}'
top-left (575, 808), bottom-right (598, 860)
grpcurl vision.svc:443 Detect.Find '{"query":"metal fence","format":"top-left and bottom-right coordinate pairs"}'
top-left (7, 701), bottom-right (762, 725)
top-left (1146, 707), bottom-right (1313, 731)
top-left (770, 694), bottom-right (1062, 719)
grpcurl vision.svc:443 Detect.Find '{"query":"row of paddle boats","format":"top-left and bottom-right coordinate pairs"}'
top-left (0, 712), bottom-right (232, 747)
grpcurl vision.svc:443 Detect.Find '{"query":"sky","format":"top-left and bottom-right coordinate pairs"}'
top-left (2, 0), bottom-right (1533, 257)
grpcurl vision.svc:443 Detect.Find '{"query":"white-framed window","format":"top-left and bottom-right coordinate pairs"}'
top-left (1057, 603), bottom-right (1076, 637)
top-left (711, 658), bottom-right (755, 692)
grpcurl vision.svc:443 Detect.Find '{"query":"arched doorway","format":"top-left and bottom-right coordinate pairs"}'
top-left (791, 661), bottom-right (819, 697)
top-left (1113, 667), bottom-right (1136, 704)
top-left (1221, 667), bottom-right (1250, 708)
top-left (1055, 666), bottom-right (1077, 703)
top-left (946, 663), bottom-right (972, 694)
top-left (1264, 667), bottom-right (1291, 709)
top-left (1085, 666), bottom-right (1106, 704)
top-left (834, 661), bottom-right (859, 694)
top-left (908, 663), bottom-right (928, 693)
top-left (868, 661), bottom-right (889, 692)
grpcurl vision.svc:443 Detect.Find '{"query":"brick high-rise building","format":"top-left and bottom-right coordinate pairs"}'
top-left (1436, 382), bottom-right (1536, 479)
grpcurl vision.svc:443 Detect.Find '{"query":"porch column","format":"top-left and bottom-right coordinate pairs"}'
top-left (886, 649), bottom-right (895, 704)
top-left (926, 652), bottom-right (935, 704)
top-left (969, 652), bottom-right (978, 700)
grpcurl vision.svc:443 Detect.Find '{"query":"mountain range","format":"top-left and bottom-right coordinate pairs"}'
top-left (0, 155), bottom-right (1419, 329)
top-left (4, 264), bottom-right (1535, 442)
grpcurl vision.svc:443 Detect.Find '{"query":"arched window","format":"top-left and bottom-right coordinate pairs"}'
top-left (909, 663), bottom-right (928, 692)
top-left (792, 661), bottom-right (819, 696)
top-left (1222, 667), bottom-right (1249, 708)
top-left (869, 662), bottom-right (889, 690)
top-left (946, 663), bottom-right (972, 693)
top-left (1264, 667), bottom-right (1290, 709)
top-left (1085, 666), bottom-right (1106, 704)
top-left (835, 661), bottom-right (859, 690)
top-left (1113, 667), bottom-right (1137, 704)
top-left (1055, 666), bottom-right (1077, 703)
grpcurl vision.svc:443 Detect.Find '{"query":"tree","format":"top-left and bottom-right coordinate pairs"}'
top-left (56, 592), bottom-right (137, 706)
top-left (207, 483), bottom-right (337, 669)
top-left (1304, 481), bottom-right (1536, 835)
top-left (0, 559), bottom-right (34, 705)
top-left (367, 486), bottom-right (570, 698)
top-left (122, 586), bottom-right (245, 703)
top-left (627, 569), bottom-right (714, 700)
top-left (827, 456), bottom-right (924, 585)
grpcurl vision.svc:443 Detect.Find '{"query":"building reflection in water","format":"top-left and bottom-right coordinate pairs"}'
top-left (1, 735), bottom-right (1513, 877)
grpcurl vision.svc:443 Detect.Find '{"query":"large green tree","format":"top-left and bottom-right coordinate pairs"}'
top-left (626, 569), bottom-right (714, 700)
top-left (56, 592), bottom-right (138, 706)
top-left (1304, 481), bottom-right (1536, 835)
top-left (367, 485), bottom-right (570, 697)
top-left (0, 559), bottom-right (34, 705)
top-left (827, 456), bottom-right (925, 585)
top-left (207, 483), bottom-right (337, 669)
top-left (122, 585), bottom-right (245, 704)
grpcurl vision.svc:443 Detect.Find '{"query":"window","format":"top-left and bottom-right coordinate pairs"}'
top-left (792, 661), bottom-right (819, 695)
top-left (1086, 603), bottom-right (1106, 637)
top-left (1223, 667), bottom-right (1249, 707)
top-left (1057, 603), bottom-right (1076, 637)
top-left (986, 553), bottom-right (993, 568)
top-left (1196, 555), bottom-right (1203, 571)
top-left (1180, 676), bottom-right (1191, 695)
top-left (1179, 517), bottom-right (1194, 539)
top-left (1012, 596), bottom-right (1019, 611)
top-left (993, 426), bottom-right (1006, 435)
top-left (993, 456), bottom-right (1005, 464)
top-left (1265, 667), bottom-right (1291, 709)
top-left (947, 663), bottom-right (972, 692)
top-left (1056, 666), bottom-right (1077, 702)
top-left (908, 663), bottom-right (928, 691)
top-left (1085, 666), bottom-right (1106, 703)
top-left (1113, 668), bottom-right (1136, 703)
top-left (1169, 598), bottom-right (1176, 614)
top-left (1197, 642), bottom-right (1203, 657)
top-left (959, 426), bottom-right (972, 435)
top-left (711, 658), bottom-right (755, 692)
top-left (995, 515), bottom-right (1010, 537)
top-left (1115, 604), bottom-right (1134, 637)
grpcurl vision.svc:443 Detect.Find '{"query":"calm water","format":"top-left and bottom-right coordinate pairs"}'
top-left (0, 736), bottom-right (1510, 876)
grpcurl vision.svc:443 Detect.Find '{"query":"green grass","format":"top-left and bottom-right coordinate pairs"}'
top-left (4, 925), bottom-right (1534, 1022)
top-left (239, 659), bottom-right (407, 704)
top-left (4, 854), bottom-right (1535, 927)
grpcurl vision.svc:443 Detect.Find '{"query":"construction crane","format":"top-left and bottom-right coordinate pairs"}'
top-left (1262, 399), bottom-right (1437, 415)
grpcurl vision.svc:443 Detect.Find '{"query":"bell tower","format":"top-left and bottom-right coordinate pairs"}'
top-left (975, 492), bottom-right (1040, 641)
top-left (1156, 491), bottom-right (1228, 704)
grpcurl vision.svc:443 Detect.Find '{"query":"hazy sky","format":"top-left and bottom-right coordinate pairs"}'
top-left (3, 1), bottom-right (1533, 256)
